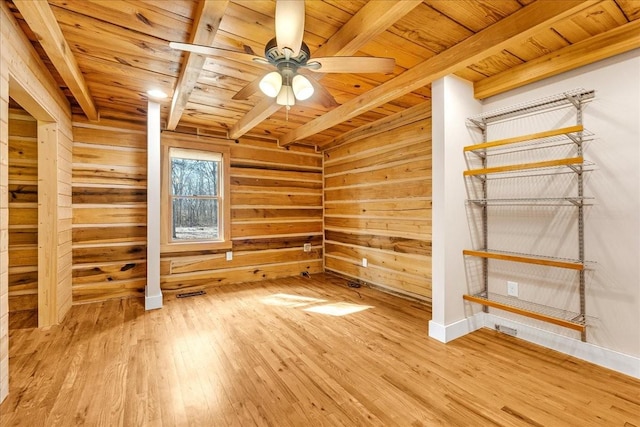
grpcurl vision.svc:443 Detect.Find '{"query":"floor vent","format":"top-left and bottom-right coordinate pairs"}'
top-left (495, 324), bottom-right (518, 337)
top-left (177, 290), bottom-right (206, 299)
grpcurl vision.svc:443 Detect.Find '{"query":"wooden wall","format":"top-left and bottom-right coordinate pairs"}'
top-left (7, 106), bottom-right (38, 313)
top-left (71, 126), bottom-right (323, 302)
top-left (71, 122), bottom-right (148, 303)
top-left (160, 132), bottom-right (323, 291)
top-left (323, 116), bottom-right (432, 300)
top-left (1, 0), bottom-right (74, 402)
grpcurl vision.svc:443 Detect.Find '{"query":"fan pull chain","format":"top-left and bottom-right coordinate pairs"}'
top-left (285, 73), bottom-right (291, 121)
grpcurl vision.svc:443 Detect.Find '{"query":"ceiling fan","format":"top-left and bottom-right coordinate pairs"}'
top-left (169, 0), bottom-right (395, 110)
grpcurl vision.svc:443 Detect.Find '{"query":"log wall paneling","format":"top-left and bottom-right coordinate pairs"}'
top-left (324, 118), bottom-right (432, 300)
top-left (71, 127), bottom-right (324, 300)
top-left (71, 123), bottom-right (148, 303)
top-left (1, 0), bottom-right (74, 402)
top-left (7, 107), bottom-right (38, 313)
top-left (160, 132), bottom-right (323, 293)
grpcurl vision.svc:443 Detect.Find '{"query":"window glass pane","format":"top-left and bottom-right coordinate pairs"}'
top-left (172, 198), bottom-right (219, 240)
top-left (171, 157), bottom-right (219, 196)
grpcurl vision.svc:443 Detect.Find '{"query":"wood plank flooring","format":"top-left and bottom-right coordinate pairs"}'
top-left (1, 273), bottom-right (639, 426)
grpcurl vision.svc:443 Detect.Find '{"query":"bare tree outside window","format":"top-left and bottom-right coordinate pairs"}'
top-left (169, 148), bottom-right (222, 241)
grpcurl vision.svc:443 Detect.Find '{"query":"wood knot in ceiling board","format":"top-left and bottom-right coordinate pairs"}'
top-left (115, 57), bottom-right (132, 66)
top-left (525, 38), bottom-right (551, 55)
top-left (586, 10), bottom-right (605, 18)
top-left (137, 41), bottom-right (154, 53)
top-left (135, 12), bottom-right (151, 26)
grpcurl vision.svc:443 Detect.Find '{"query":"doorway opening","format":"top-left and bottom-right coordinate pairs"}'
top-left (7, 98), bottom-right (38, 330)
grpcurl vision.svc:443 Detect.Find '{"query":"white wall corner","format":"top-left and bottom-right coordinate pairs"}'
top-left (146, 100), bottom-right (162, 310)
top-left (431, 74), bottom-right (482, 329)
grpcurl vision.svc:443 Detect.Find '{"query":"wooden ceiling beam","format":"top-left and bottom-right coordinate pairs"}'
top-left (13, 0), bottom-right (99, 121)
top-left (228, 0), bottom-right (423, 140)
top-left (474, 18), bottom-right (640, 99)
top-left (278, 0), bottom-right (601, 147)
top-left (311, 0), bottom-right (423, 59)
top-left (166, 0), bottom-right (229, 130)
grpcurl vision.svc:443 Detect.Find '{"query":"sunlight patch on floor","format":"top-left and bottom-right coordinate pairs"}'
top-left (259, 293), bottom-right (326, 307)
top-left (304, 302), bottom-right (373, 316)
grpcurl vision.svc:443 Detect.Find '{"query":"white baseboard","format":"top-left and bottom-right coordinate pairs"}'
top-left (145, 292), bottom-right (163, 310)
top-left (482, 313), bottom-right (640, 379)
top-left (428, 313), bottom-right (484, 343)
top-left (473, 312), bottom-right (640, 378)
top-left (429, 313), bottom-right (639, 378)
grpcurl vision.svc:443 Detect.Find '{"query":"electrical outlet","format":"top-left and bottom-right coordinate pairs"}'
top-left (303, 243), bottom-right (312, 252)
top-left (362, 258), bottom-right (368, 267)
top-left (225, 251), bottom-right (233, 261)
top-left (507, 281), bottom-right (518, 297)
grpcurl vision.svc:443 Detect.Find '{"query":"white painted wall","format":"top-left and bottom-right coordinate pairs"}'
top-left (482, 50), bottom-right (640, 361)
top-left (431, 50), bottom-right (640, 377)
top-left (429, 75), bottom-right (482, 342)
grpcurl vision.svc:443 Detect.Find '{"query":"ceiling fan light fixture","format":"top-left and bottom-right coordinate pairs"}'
top-left (146, 88), bottom-right (167, 99)
top-left (292, 74), bottom-right (314, 100)
top-left (259, 71), bottom-right (283, 97)
top-left (276, 85), bottom-right (295, 107)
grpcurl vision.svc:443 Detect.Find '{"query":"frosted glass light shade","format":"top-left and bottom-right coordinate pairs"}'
top-left (276, 85), bottom-right (295, 107)
top-left (292, 74), bottom-right (314, 100)
top-left (259, 71), bottom-right (283, 97)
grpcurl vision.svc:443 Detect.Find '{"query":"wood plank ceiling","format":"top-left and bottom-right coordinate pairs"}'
top-left (7, 0), bottom-right (640, 148)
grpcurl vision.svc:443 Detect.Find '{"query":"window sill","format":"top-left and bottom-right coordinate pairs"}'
top-left (161, 239), bottom-right (232, 254)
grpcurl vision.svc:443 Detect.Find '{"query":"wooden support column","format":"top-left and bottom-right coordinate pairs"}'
top-left (37, 121), bottom-right (58, 326)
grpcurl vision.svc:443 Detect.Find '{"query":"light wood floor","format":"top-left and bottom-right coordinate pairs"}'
top-left (2, 273), bottom-right (639, 426)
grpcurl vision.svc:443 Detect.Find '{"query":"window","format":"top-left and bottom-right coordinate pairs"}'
top-left (170, 148), bottom-right (221, 241)
top-left (161, 136), bottom-right (230, 252)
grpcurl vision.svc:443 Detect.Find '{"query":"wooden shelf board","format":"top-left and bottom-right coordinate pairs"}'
top-left (463, 249), bottom-right (584, 270)
top-left (464, 125), bottom-right (584, 152)
top-left (464, 156), bottom-right (583, 176)
top-left (463, 293), bottom-right (586, 332)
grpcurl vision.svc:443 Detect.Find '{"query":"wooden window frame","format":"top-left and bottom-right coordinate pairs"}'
top-left (161, 137), bottom-right (231, 252)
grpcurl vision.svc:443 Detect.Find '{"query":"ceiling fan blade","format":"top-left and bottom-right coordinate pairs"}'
top-left (304, 76), bottom-right (339, 109)
top-left (275, 0), bottom-right (305, 57)
top-left (306, 56), bottom-right (396, 74)
top-left (232, 75), bottom-right (265, 100)
top-left (169, 41), bottom-right (270, 67)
